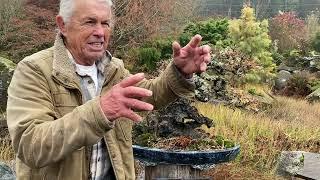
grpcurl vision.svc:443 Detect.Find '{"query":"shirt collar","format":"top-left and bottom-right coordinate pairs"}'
top-left (66, 49), bottom-right (112, 75)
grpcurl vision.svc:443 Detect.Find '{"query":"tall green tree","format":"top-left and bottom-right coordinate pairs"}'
top-left (229, 6), bottom-right (273, 67)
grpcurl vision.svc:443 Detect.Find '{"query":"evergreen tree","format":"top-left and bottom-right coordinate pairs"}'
top-left (229, 6), bottom-right (273, 67)
top-left (229, 6), bottom-right (275, 83)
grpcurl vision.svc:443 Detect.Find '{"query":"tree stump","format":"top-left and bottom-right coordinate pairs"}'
top-left (145, 164), bottom-right (209, 180)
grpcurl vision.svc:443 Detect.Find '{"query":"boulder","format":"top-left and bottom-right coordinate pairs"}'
top-left (306, 88), bottom-right (320, 103)
top-left (275, 70), bottom-right (292, 90)
top-left (194, 61), bottom-right (229, 103)
top-left (276, 151), bottom-right (304, 177)
top-left (309, 56), bottom-right (320, 72)
top-left (0, 57), bottom-right (16, 111)
top-left (277, 151), bottom-right (320, 179)
top-left (0, 161), bottom-right (15, 180)
top-left (277, 63), bottom-right (296, 73)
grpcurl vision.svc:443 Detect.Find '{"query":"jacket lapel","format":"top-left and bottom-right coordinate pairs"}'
top-left (52, 34), bottom-right (81, 90)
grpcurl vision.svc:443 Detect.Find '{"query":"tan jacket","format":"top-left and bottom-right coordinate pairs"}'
top-left (6, 35), bottom-right (194, 180)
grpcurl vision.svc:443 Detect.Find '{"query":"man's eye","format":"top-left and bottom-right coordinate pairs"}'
top-left (102, 22), bottom-right (110, 28)
top-left (85, 21), bottom-right (95, 25)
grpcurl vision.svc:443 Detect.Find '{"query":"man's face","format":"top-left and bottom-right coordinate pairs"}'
top-left (59, 0), bottom-right (112, 65)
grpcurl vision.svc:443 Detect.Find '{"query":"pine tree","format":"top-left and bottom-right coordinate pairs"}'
top-left (228, 6), bottom-right (275, 83)
top-left (229, 6), bottom-right (273, 68)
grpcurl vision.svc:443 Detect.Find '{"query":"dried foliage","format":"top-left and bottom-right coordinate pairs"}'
top-left (276, 71), bottom-right (313, 97)
top-left (269, 12), bottom-right (308, 53)
top-left (0, 0), bottom-right (23, 33)
top-left (111, 0), bottom-right (199, 54)
top-left (306, 10), bottom-right (320, 41)
top-left (196, 96), bottom-right (320, 178)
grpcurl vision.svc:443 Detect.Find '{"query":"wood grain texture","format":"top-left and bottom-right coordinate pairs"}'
top-left (145, 164), bottom-right (211, 180)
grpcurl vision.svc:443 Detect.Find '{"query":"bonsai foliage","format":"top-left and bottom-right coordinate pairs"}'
top-left (179, 18), bottom-right (232, 48)
top-left (229, 6), bottom-right (273, 68)
top-left (269, 12), bottom-right (307, 53)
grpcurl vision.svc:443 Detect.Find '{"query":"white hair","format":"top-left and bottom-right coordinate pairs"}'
top-left (59, 0), bottom-right (113, 23)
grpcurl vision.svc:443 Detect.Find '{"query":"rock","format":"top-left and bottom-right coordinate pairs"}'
top-left (0, 161), bottom-right (15, 180)
top-left (309, 56), bottom-right (320, 72)
top-left (276, 151), bottom-right (305, 177)
top-left (0, 57), bottom-right (16, 111)
top-left (306, 88), bottom-right (320, 103)
top-left (194, 60), bottom-right (229, 103)
top-left (275, 70), bottom-right (292, 90)
top-left (277, 63), bottom-right (296, 73)
top-left (133, 98), bottom-right (214, 145)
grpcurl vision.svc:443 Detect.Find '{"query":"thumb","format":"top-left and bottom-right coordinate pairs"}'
top-left (172, 41), bottom-right (181, 57)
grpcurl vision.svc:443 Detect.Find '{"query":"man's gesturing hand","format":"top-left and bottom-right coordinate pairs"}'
top-left (100, 73), bottom-right (154, 122)
top-left (173, 34), bottom-right (211, 76)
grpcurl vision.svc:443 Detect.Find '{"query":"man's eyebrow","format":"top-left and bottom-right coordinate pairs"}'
top-left (80, 16), bottom-right (97, 21)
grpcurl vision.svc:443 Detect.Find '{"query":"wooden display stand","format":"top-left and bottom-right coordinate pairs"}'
top-left (145, 164), bottom-right (210, 180)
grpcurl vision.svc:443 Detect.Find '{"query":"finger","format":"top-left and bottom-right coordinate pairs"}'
top-left (125, 98), bottom-right (154, 111)
top-left (199, 45), bottom-right (211, 55)
top-left (172, 41), bottom-right (181, 57)
top-left (122, 110), bottom-right (143, 122)
top-left (187, 34), bottom-right (202, 48)
top-left (200, 62), bottom-right (207, 72)
top-left (123, 86), bottom-right (152, 98)
top-left (119, 73), bottom-right (145, 88)
top-left (203, 54), bottom-right (211, 64)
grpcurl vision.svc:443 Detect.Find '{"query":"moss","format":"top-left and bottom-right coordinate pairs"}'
top-left (0, 57), bottom-right (16, 72)
top-left (135, 133), bottom-right (157, 147)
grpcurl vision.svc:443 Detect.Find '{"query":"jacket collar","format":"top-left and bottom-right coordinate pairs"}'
top-left (52, 34), bottom-right (116, 89)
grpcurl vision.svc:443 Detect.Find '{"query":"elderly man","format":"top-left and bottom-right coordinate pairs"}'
top-left (7, 0), bottom-right (211, 179)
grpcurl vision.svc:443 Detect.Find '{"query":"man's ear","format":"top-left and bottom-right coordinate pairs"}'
top-left (56, 15), bottom-right (67, 36)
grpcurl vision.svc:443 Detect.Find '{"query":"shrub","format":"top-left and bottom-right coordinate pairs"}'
top-left (279, 72), bottom-right (312, 97)
top-left (229, 6), bottom-right (273, 68)
top-left (271, 52), bottom-right (285, 66)
top-left (0, 0), bottom-right (23, 33)
top-left (228, 6), bottom-right (274, 84)
top-left (306, 10), bottom-right (320, 41)
top-left (270, 40), bottom-right (285, 65)
top-left (111, 0), bottom-right (199, 55)
top-left (269, 12), bottom-right (307, 53)
top-left (309, 79), bottom-right (320, 92)
top-left (179, 18), bottom-right (231, 47)
top-left (144, 38), bottom-right (174, 59)
top-left (138, 47), bottom-right (161, 71)
top-left (312, 32), bottom-right (320, 53)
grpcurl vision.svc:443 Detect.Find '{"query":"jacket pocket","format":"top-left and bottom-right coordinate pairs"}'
top-left (53, 91), bottom-right (79, 117)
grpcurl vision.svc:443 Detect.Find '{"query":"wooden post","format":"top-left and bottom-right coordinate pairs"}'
top-left (145, 164), bottom-right (208, 180)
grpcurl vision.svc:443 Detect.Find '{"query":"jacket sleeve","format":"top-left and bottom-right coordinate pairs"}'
top-left (6, 60), bottom-right (113, 168)
top-left (132, 61), bottom-right (195, 109)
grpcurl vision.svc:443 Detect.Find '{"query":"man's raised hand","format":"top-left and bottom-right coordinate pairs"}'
top-left (100, 73), bottom-right (153, 122)
top-left (172, 34), bottom-right (211, 77)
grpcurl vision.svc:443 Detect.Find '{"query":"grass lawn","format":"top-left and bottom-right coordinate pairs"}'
top-left (196, 96), bottom-right (320, 179)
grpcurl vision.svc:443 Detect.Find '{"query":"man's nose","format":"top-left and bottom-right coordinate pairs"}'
top-left (93, 24), bottom-right (105, 37)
